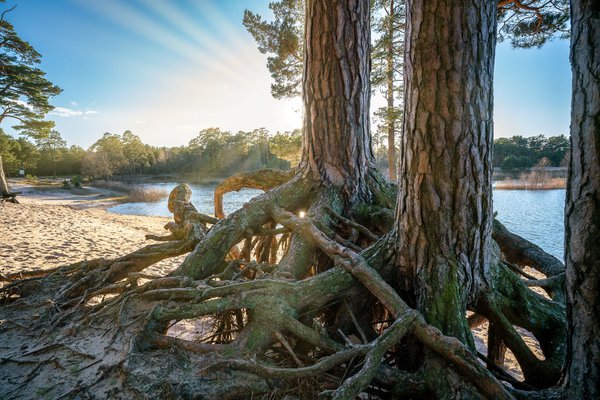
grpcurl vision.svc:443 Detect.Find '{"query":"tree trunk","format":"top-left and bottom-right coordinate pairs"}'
top-left (396, 0), bottom-right (496, 344)
top-left (565, 0), bottom-right (600, 397)
top-left (0, 155), bottom-right (10, 196)
top-left (386, 0), bottom-right (397, 182)
top-left (302, 0), bottom-right (375, 204)
top-left (0, 155), bottom-right (18, 203)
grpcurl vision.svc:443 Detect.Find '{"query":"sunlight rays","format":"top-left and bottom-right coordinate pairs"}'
top-left (79, 0), bottom-right (252, 81)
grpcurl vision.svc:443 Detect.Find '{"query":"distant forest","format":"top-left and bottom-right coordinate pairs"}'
top-left (0, 128), bottom-right (301, 180)
top-left (493, 134), bottom-right (569, 170)
top-left (0, 129), bottom-right (568, 180)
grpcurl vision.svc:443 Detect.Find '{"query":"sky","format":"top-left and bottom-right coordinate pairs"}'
top-left (2, 0), bottom-right (571, 149)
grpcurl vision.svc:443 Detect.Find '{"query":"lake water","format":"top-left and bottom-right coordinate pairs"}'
top-left (108, 183), bottom-right (565, 261)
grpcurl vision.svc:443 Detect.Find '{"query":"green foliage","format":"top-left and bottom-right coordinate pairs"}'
top-left (0, 4), bottom-right (61, 138)
top-left (243, 0), bottom-right (304, 99)
top-left (70, 175), bottom-right (82, 188)
top-left (493, 134), bottom-right (569, 170)
top-left (497, 0), bottom-right (570, 48)
top-left (270, 129), bottom-right (302, 166)
top-left (36, 130), bottom-right (66, 177)
top-left (0, 127), bottom-right (40, 175)
top-left (371, 0), bottom-right (405, 93)
top-left (186, 127), bottom-right (292, 176)
top-left (73, 128), bottom-right (299, 180)
top-left (371, 0), bottom-right (405, 176)
top-left (62, 175), bottom-right (81, 189)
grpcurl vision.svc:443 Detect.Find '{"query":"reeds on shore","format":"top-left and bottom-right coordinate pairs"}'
top-left (92, 180), bottom-right (168, 202)
top-left (495, 170), bottom-right (566, 190)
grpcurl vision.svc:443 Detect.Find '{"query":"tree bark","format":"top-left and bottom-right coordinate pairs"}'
top-left (0, 155), bottom-right (18, 203)
top-left (302, 0), bottom-right (375, 204)
top-left (386, 0), bottom-right (397, 182)
top-left (0, 155), bottom-right (9, 196)
top-left (565, 0), bottom-right (600, 397)
top-left (396, 0), bottom-right (496, 345)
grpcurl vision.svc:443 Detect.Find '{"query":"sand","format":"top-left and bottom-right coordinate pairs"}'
top-left (0, 182), bottom-right (183, 278)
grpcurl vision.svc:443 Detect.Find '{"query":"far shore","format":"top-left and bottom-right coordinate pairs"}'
top-left (494, 178), bottom-right (567, 190)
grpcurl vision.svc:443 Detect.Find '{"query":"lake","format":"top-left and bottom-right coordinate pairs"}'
top-left (108, 183), bottom-right (565, 261)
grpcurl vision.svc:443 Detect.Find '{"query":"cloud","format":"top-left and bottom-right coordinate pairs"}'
top-left (50, 107), bottom-right (99, 118)
top-left (70, 101), bottom-right (79, 106)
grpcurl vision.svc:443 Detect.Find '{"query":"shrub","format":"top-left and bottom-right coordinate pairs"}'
top-left (70, 176), bottom-right (83, 188)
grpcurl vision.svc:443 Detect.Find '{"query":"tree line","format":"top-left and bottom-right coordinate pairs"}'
top-left (1, 126), bottom-right (569, 179)
top-left (493, 134), bottom-right (570, 170)
top-left (0, 127), bottom-right (302, 180)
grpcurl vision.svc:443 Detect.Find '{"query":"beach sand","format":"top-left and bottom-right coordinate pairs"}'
top-left (0, 182), bottom-right (184, 278)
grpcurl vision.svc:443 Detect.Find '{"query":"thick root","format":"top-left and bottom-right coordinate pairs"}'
top-left (213, 168), bottom-right (294, 219)
top-left (0, 173), bottom-right (568, 400)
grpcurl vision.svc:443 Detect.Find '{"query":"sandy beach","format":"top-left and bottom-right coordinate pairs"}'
top-left (0, 182), bottom-right (183, 278)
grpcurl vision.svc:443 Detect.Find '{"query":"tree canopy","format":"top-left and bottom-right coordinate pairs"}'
top-left (497, 0), bottom-right (570, 48)
top-left (494, 134), bottom-right (570, 170)
top-left (0, 3), bottom-right (61, 138)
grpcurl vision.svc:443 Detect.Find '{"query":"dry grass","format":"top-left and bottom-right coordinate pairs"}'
top-left (92, 180), bottom-right (168, 202)
top-left (127, 186), bottom-right (168, 202)
top-left (495, 171), bottom-right (566, 190)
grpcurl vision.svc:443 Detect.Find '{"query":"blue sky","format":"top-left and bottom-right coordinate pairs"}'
top-left (2, 0), bottom-right (571, 148)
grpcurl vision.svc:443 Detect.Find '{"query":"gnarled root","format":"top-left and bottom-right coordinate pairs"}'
top-left (0, 171), bottom-right (568, 399)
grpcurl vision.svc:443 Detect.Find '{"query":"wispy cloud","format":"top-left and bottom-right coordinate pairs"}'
top-left (51, 107), bottom-right (99, 118)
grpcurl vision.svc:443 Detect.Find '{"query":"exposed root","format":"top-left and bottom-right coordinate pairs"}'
top-left (493, 219), bottom-right (565, 303)
top-left (0, 172), bottom-right (568, 399)
top-left (213, 168), bottom-right (294, 219)
top-left (475, 262), bottom-right (566, 388)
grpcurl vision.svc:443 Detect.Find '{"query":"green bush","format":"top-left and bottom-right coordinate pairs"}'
top-left (70, 175), bottom-right (82, 188)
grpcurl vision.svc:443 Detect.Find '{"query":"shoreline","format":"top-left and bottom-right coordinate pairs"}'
top-left (494, 181), bottom-right (567, 190)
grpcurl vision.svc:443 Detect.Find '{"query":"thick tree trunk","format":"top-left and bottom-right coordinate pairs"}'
top-left (302, 0), bottom-right (375, 204)
top-left (396, 0), bottom-right (496, 344)
top-left (565, 0), bottom-right (600, 397)
top-left (386, 0), bottom-right (397, 182)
